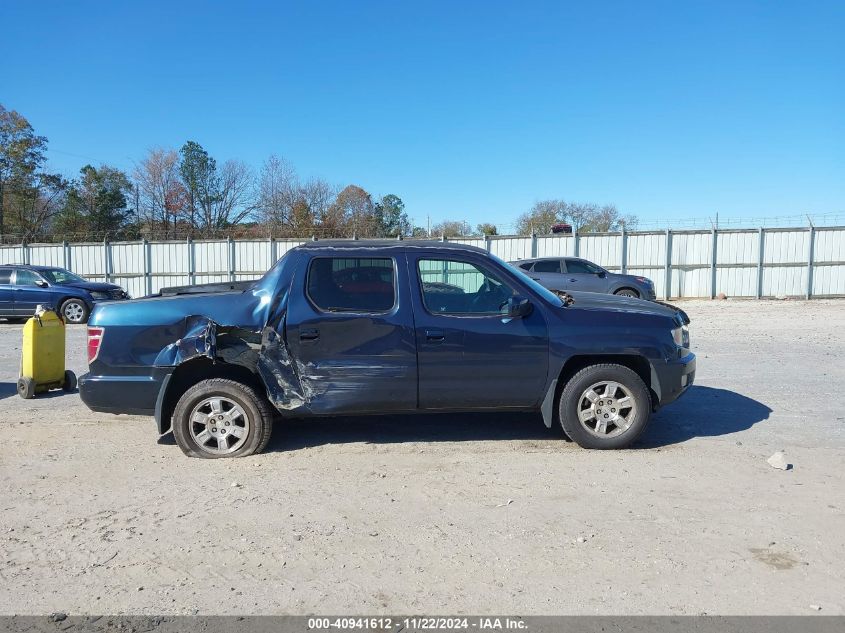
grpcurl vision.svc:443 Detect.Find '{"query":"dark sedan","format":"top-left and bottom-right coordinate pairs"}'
top-left (511, 257), bottom-right (657, 300)
top-left (0, 265), bottom-right (129, 324)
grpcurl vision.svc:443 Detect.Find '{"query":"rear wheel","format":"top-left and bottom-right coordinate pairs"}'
top-left (172, 378), bottom-right (274, 458)
top-left (614, 288), bottom-right (640, 298)
top-left (558, 364), bottom-right (651, 449)
top-left (60, 298), bottom-right (90, 324)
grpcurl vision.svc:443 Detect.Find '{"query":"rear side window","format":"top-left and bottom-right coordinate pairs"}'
top-left (518, 262), bottom-right (533, 271)
top-left (533, 260), bottom-right (561, 273)
top-left (307, 257), bottom-right (396, 313)
top-left (14, 269), bottom-right (42, 285)
top-left (565, 260), bottom-right (602, 274)
top-left (0, 269), bottom-right (11, 284)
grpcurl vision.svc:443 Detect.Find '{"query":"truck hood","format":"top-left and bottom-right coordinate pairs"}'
top-left (566, 291), bottom-right (690, 324)
top-left (64, 281), bottom-right (123, 292)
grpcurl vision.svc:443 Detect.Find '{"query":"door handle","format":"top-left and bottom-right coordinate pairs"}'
top-left (300, 328), bottom-right (320, 342)
top-left (531, 277), bottom-right (540, 281)
top-left (425, 329), bottom-right (445, 342)
top-left (569, 278), bottom-right (577, 282)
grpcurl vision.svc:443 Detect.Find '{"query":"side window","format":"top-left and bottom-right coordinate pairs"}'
top-left (0, 269), bottom-right (12, 284)
top-left (307, 257), bottom-right (395, 312)
top-left (14, 269), bottom-right (42, 286)
top-left (518, 262), bottom-right (533, 271)
top-left (532, 260), bottom-right (561, 273)
top-left (564, 260), bottom-right (601, 274)
top-left (418, 258), bottom-right (516, 315)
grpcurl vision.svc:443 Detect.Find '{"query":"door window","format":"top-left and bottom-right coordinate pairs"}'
top-left (565, 260), bottom-right (603, 274)
top-left (418, 259), bottom-right (515, 315)
top-left (307, 257), bottom-right (396, 312)
top-left (0, 269), bottom-right (11, 284)
top-left (532, 260), bottom-right (562, 273)
top-left (14, 269), bottom-right (43, 285)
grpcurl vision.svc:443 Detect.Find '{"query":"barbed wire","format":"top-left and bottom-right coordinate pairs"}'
top-left (1, 211), bottom-right (843, 245)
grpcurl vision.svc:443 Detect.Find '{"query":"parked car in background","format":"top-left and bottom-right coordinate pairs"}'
top-left (79, 241), bottom-right (694, 458)
top-left (550, 223), bottom-right (573, 234)
top-left (0, 265), bottom-right (129, 324)
top-left (511, 257), bottom-right (656, 299)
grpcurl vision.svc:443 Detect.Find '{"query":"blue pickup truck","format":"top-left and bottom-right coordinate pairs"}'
top-left (79, 240), bottom-right (695, 458)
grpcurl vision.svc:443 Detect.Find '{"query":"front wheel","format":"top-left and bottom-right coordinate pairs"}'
top-left (172, 378), bottom-right (274, 458)
top-left (614, 288), bottom-right (640, 298)
top-left (558, 364), bottom-right (651, 449)
top-left (60, 298), bottom-right (90, 324)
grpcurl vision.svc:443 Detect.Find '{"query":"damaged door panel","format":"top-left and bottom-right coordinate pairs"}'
top-left (282, 253), bottom-right (417, 414)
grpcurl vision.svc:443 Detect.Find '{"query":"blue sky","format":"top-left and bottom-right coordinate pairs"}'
top-left (2, 0), bottom-right (843, 230)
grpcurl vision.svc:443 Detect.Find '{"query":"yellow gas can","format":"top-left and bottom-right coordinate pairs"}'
top-left (18, 305), bottom-right (77, 399)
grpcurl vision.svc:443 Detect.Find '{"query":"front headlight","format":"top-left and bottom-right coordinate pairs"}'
top-left (672, 326), bottom-right (690, 348)
top-left (90, 291), bottom-right (110, 301)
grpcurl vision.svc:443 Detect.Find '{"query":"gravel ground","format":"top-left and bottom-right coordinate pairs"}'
top-left (1, 299), bottom-right (843, 616)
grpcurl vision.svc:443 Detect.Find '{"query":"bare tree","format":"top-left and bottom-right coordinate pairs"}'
top-left (5, 172), bottom-right (67, 240)
top-left (257, 155), bottom-right (297, 232)
top-left (515, 200), bottom-right (566, 235)
top-left (202, 159), bottom-right (255, 231)
top-left (133, 148), bottom-right (184, 237)
top-left (431, 219), bottom-right (472, 237)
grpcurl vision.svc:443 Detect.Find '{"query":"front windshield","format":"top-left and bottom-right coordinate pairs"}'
top-left (489, 253), bottom-right (564, 307)
top-left (39, 268), bottom-right (85, 284)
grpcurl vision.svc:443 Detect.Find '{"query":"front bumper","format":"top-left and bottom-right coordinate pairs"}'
top-left (652, 352), bottom-right (696, 408)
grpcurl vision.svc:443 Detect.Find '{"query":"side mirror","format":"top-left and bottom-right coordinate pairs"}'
top-left (36, 280), bottom-right (48, 288)
top-left (597, 271), bottom-right (607, 278)
top-left (507, 296), bottom-right (533, 318)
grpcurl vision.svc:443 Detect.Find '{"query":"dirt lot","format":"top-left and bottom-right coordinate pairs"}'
top-left (1, 299), bottom-right (843, 616)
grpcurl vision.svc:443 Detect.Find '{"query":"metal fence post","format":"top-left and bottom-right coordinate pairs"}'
top-left (664, 229), bottom-right (672, 300)
top-left (143, 239), bottom-right (152, 296)
top-left (228, 237), bottom-right (236, 282)
top-left (187, 237), bottom-right (195, 285)
top-left (103, 239), bottom-right (112, 283)
top-left (530, 233), bottom-right (537, 258)
top-left (22, 241), bottom-right (29, 265)
top-left (620, 228), bottom-right (627, 274)
top-left (270, 236), bottom-right (278, 265)
top-left (485, 235), bottom-right (493, 253)
top-left (710, 228), bottom-right (717, 299)
top-left (756, 228), bottom-right (765, 299)
top-left (574, 231), bottom-right (580, 257)
top-left (63, 241), bottom-right (70, 270)
top-left (806, 225), bottom-right (815, 300)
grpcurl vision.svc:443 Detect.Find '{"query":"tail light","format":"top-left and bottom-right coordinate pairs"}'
top-left (87, 327), bottom-right (104, 363)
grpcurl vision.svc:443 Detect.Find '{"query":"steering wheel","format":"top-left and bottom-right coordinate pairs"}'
top-left (470, 282), bottom-right (509, 312)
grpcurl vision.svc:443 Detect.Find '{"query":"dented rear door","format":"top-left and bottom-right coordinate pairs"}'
top-left (283, 250), bottom-right (417, 414)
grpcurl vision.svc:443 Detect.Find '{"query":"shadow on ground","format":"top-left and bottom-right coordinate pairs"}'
top-left (638, 385), bottom-right (772, 447)
top-left (250, 385), bottom-right (772, 453)
top-left (0, 382), bottom-right (17, 400)
top-left (0, 381), bottom-right (78, 400)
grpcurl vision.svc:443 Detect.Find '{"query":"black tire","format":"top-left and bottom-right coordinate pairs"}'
top-left (17, 376), bottom-right (36, 399)
top-left (63, 370), bottom-right (77, 392)
top-left (172, 378), bottom-right (274, 458)
top-left (59, 298), bottom-right (90, 324)
top-left (614, 288), bottom-right (640, 298)
top-left (558, 364), bottom-right (651, 449)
